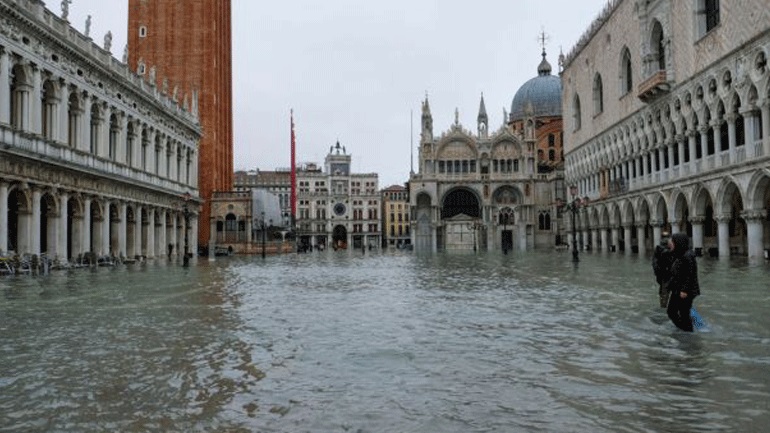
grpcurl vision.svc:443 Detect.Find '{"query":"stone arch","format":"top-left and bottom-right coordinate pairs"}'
top-left (442, 187), bottom-right (481, 219)
top-left (746, 168), bottom-right (770, 211)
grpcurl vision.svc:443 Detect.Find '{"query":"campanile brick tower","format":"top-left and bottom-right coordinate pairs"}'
top-left (127, 0), bottom-right (233, 249)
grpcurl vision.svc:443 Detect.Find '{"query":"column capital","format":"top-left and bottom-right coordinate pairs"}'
top-left (714, 215), bottom-right (731, 224)
top-left (741, 210), bottom-right (766, 221)
top-left (689, 216), bottom-right (706, 224)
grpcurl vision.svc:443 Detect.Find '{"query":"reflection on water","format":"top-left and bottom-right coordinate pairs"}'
top-left (1, 251), bottom-right (769, 432)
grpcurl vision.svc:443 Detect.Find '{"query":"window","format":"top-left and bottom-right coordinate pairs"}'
top-left (697, 0), bottom-right (720, 36)
top-left (139, 26), bottom-right (147, 38)
top-left (572, 94), bottom-right (582, 131)
top-left (593, 74), bottom-right (604, 115)
top-left (651, 21), bottom-right (665, 71)
top-left (620, 47), bottom-right (633, 95)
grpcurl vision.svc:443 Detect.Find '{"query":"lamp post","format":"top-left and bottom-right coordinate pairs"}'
top-left (260, 211), bottom-right (266, 259)
top-left (182, 192), bottom-right (191, 267)
top-left (562, 185), bottom-right (589, 263)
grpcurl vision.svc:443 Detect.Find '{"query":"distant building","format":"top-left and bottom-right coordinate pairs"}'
top-left (381, 185), bottom-right (410, 248)
top-left (0, 0), bottom-right (200, 262)
top-left (234, 169), bottom-right (292, 227)
top-left (561, 0), bottom-right (770, 258)
top-left (410, 51), bottom-right (566, 253)
top-left (296, 142), bottom-right (380, 251)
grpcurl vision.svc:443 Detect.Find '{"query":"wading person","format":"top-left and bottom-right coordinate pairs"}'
top-left (652, 231), bottom-right (673, 308)
top-left (664, 233), bottom-right (701, 332)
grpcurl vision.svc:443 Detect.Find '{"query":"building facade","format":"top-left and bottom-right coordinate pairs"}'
top-left (234, 169), bottom-right (292, 228)
top-left (1, 0), bottom-right (201, 263)
top-left (128, 0), bottom-right (233, 250)
top-left (409, 52), bottom-right (566, 253)
top-left (296, 142), bottom-right (380, 251)
top-left (381, 184), bottom-right (410, 248)
top-left (562, 0), bottom-right (770, 259)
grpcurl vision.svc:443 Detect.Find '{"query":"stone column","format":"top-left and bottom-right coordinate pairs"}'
top-left (31, 188), bottom-right (42, 255)
top-left (101, 199), bottom-right (111, 256)
top-left (699, 126), bottom-right (709, 161)
top-left (652, 224), bottom-right (662, 247)
top-left (611, 227), bottom-right (619, 253)
top-left (670, 220), bottom-right (680, 235)
top-left (191, 214), bottom-right (199, 259)
top-left (209, 216), bottom-right (217, 259)
top-left (742, 211), bottom-right (765, 260)
top-left (676, 135), bottom-right (685, 168)
top-left (58, 192), bottom-right (69, 261)
top-left (636, 225), bottom-right (646, 254)
top-left (761, 100), bottom-right (770, 156)
top-left (711, 121), bottom-right (721, 155)
top-left (118, 202), bottom-right (127, 259)
top-left (687, 131), bottom-right (697, 167)
top-left (623, 225), bottom-right (633, 255)
top-left (0, 48), bottom-right (10, 125)
top-left (83, 197), bottom-right (92, 253)
top-left (725, 113), bottom-right (737, 163)
top-left (600, 227), bottom-right (608, 253)
top-left (30, 65), bottom-right (42, 135)
top-left (591, 228), bottom-right (599, 252)
top-left (58, 83), bottom-right (70, 145)
top-left (80, 95), bottom-right (91, 153)
top-left (0, 182), bottom-right (8, 254)
top-left (690, 216), bottom-right (704, 255)
top-left (716, 215), bottom-right (730, 258)
top-left (135, 205), bottom-right (143, 257)
top-left (742, 109), bottom-right (756, 151)
top-left (147, 208), bottom-right (156, 258)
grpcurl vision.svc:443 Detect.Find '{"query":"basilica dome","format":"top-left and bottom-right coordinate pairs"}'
top-left (510, 51), bottom-right (562, 121)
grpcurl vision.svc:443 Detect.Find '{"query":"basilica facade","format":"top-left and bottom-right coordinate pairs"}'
top-left (409, 49), bottom-right (566, 253)
top-left (562, 0), bottom-right (770, 259)
top-left (0, 0), bottom-right (201, 264)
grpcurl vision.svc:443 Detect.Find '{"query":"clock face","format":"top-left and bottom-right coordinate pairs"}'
top-left (334, 203), bottom-right (346, 216)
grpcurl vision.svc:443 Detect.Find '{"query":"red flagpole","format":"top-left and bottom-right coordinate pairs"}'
top-left (290, 110), bottom-right (296, 227)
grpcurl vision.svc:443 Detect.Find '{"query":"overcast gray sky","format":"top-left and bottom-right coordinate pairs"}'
top-left (66, 0), bottom-right (607, 188)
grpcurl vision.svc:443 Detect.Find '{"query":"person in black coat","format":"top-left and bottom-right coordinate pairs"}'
top-left (652, 231), bottom-right (673, 308)
top-left (664, 233), bottom-right (701, 332)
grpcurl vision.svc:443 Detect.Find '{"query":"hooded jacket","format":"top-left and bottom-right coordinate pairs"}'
top-left (664, 233), bottom-right (700, 297)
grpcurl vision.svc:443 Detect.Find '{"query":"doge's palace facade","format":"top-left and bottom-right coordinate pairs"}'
top-left (1, 0), bottom-right (201, 263)
top-left (562, 0), bottom-right (770, 260)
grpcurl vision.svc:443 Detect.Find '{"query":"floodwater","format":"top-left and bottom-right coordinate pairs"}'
top-left (1, 250), bottom-right (769, 432)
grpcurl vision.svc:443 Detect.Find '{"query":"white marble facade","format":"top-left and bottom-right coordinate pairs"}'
top-left (561, 0), bottom-right (770, 259)
top-left (0, 0), bottom-right (201, 263)
top-left (409, 96), bottom-right (560, 253)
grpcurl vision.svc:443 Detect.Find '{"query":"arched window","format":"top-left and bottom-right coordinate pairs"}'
top-left (620, 47), bottom-right (633, 95)
top-left (651, 21), bottom-right (665, 71)
top-left (572, 94), bottom-right (582, 131)
top-left (67, 92), bottom-right (80, 148)
top-left (126, 121), bottom-right (135, 166)
top-left (593, 73), bottom-right (604, 115)
top-left (109, 113), bottom-right (119, 160)
top-left (538, 212), bottom-right (551, 230)
top-left (10, 64), bottom-right (31, 131)
top-left (42, 80), bottom-right (57, 140)
top-left (89, 103), bottom-right (101, 155)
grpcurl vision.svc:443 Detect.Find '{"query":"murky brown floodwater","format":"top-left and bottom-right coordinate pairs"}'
top-left (1, 250), bottom-right (769, 432)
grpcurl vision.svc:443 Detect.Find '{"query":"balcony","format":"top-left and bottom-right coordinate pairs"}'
top-left (637, 70), bottom-right (670, 103)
